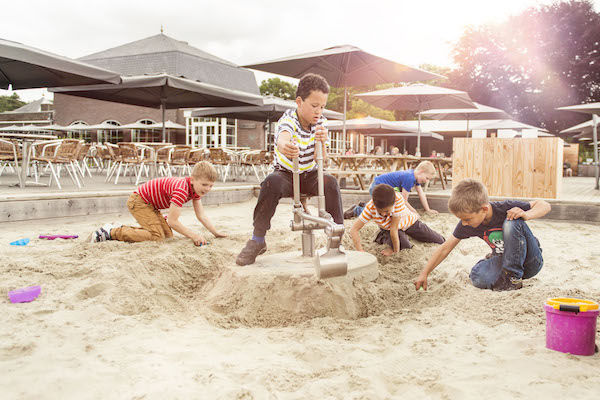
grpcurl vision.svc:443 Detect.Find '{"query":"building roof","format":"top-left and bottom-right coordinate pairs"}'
top-left (1, 97), bottom-right (53, 114)
top-left (78, 33), bottom-right (259, 94)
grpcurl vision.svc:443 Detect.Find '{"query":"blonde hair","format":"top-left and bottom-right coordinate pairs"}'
top-left (448, 179), bottom-right (489, 214)
top-left (191, 161), bottom-right (218, 182)
top-left (415, 161), bottom-right (435, 175)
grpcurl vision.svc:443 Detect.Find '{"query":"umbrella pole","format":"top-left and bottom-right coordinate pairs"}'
top-left (416, 112), bottom-right (422, 157)
top-left (342, 87), bottom-right (347, 153)
top-left (593, 114), bottom-right (599, 190)
top-left (161, 99), bottom-right (166, 143)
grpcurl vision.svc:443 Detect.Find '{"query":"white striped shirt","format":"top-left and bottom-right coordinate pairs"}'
top-left (359, 192), bottom-right (418, 231)
top-left (274, 109), bottom-right (328, 174)
top-left (136, 177), bottom-right (200, 209)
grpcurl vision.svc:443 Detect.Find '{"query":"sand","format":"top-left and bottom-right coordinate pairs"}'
top-left (1, 198), bottom-right (599, 399)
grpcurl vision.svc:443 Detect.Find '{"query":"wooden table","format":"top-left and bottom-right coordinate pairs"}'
top-left (0, 132), bottom-right (58, 188)
top-left (328, 154), bottom-right (452, 190)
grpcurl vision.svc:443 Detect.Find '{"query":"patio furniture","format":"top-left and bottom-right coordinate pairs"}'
top-left (0, 138), bottom-right (21, 177)
top-left (31, 139), bottom-right (83, 189)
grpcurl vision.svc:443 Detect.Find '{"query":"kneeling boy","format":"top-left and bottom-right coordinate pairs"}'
top-left (89, 161), bottom-right (226, 246)
top-left (350, 184), bottom-right (444, 256)
top-left (414, 179), bottom-right (550, 291)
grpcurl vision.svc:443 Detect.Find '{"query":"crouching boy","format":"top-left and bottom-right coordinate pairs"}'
top-left (89, 161), bottom-right (226, 246)
top-left (414, 179), bottom-right (550, 291)
top-left (350, 183), bottom-right (444, 256)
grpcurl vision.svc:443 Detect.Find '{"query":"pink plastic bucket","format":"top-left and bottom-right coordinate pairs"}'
top-left (544, 298), bottom-right (599, 356)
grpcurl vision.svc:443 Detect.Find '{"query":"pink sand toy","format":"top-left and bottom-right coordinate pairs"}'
top-left (8, 285), bottom-right (42, 303)
top-left (544, 297), bottom-right (599, 356)
top-left (38, 234), bottom-right (79, 240)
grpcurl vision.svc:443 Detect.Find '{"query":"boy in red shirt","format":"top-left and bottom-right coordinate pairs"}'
top-left (88, 161), bottom-right (225, 246)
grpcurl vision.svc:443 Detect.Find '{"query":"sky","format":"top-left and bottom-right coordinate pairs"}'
top-left (2, 0), bottom-right (599, 102)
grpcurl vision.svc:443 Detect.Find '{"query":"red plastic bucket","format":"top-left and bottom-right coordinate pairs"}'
top-left (544, 298), bottom-right (599, 356)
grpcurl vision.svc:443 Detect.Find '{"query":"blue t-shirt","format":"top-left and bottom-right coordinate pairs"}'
top-left (453, 200), bottom-right (532, 255)
top-left (372, 170), bottom-right (419, 192)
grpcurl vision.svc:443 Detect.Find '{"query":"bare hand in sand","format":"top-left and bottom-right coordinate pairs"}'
top-left (191, 234), bottom-right (207, 246)
top-left (381, 248), bottom-right (395, 256)
top-left (426, 209), bottom-right (439, 215)
top-left (414, 273), bottom-right (428, 291)
top-left (213, 232), bottom-right (227, 238)
top-left (506, 207), bottom-right (527, 220)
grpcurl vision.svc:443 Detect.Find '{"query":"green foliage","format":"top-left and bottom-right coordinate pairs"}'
top-left (259, 78), bottom-right (297, 100)
top-left (448, 0), bottom-right (600, 133)
top-left (327, 86), bottom-right (395, 120)
top-left (0, 93), bottom-right (26, 112)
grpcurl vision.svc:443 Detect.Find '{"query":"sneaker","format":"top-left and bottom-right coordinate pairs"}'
top-left (492, 270), bottom-right (523, 291)
top-left (87, 223), bottom-right (117, 243)
top-left (343, 204), bottom-right (357, 219)
top-left (236, 239), bottom-right (267, 266)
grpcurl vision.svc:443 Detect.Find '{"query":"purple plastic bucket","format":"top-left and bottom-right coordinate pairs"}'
top-left (544, 304), bottom-right (598, 356)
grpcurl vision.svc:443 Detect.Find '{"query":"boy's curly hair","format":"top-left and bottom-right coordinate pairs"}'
top-left (372, 184), bottom-right (396, 209)
top-left (296, 73), bottom-right (329, 100)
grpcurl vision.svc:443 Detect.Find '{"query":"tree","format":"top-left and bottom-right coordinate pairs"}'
top-left (259, 78), bottom-right (297, 100)
top-left (448, 0), bottom-right (600, 133)
top-left (0, 93), bottom-right (26, 112)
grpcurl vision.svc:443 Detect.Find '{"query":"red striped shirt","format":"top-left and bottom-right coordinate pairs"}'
top-left (136, 177), bottom-right (199, 209)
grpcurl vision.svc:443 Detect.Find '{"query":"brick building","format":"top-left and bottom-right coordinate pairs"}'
top-left (53, 33), bottom-right (265, 148)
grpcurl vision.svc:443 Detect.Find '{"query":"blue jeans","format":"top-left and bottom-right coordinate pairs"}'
top-left (469, 219), bottom-right (543, 289)
top-left (353, 183), bottom-right (376, 216)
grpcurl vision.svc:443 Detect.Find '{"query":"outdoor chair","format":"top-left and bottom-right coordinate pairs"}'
top-left (104, 143), bottom-right (122, 182)
top-left (31, 139), bottom-right (83, 189)
top-left (208, 147), bottom-right (233, 182)
top-left (74, 142), bottom-right (92, 179)
top-left (108, 142), bottom-right (148, 185)
top-left (170, 145), bottom-right (192, 176)
top-left (188, 147), bottom-right (207, 166)
top-left (155, 145), bottom-right (175, 177)
top-left (0, 139), bottom-right (21, 177)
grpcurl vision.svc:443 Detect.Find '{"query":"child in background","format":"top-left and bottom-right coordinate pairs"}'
top-left (350, 184), bottom-right (444, 256)
top-left (344, 161), bottom-right (439, 219)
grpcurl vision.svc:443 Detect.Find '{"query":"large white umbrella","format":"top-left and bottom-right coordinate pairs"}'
top-left (419, 102), bottom-right (510, 136)
top-left (356, 84), bottom-right (475, 156)
top-left (556, 103), bottom-right (600, 189)
top-left (243, 45), bottom-right (443, 151)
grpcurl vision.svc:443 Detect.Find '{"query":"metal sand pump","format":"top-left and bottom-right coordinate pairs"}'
top-left (291, 139), bottom-right (348, 279)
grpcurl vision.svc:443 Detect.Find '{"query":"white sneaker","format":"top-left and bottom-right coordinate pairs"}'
top-left (88, 223), bottom-right (118, 242)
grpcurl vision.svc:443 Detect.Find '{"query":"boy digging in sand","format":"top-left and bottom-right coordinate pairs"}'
top-left (89, 161), bottom-right (226, 245)
top-left (350, 183), bottom-right (444, 256)
top-left (414, 179), bottom-right (550, 291)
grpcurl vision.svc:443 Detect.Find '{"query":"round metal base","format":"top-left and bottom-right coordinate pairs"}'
top-left (234, 249), bottom-right (379, 282)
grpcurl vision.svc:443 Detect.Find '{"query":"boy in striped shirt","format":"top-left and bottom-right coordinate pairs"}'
top-left (236, 73), bottom-right (344, 266)
top-left (350, 184), bottom-right (444, 256)
top-left (88, 161), bottom-right (225, 246)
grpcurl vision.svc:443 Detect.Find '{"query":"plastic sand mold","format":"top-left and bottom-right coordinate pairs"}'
top-left (10, 238), bottom-right (30, 246)
top-left (39, 235), bottom-right (79, 240)
top-left (8, 286), bottom-right (41, 303)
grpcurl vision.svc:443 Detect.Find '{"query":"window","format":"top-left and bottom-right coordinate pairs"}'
top-left (67, 121), bottom-right (90, 142)
top-left (133, 119), bottom-right (159, 142)
top-left (98, 120), bottom-right (122, 144)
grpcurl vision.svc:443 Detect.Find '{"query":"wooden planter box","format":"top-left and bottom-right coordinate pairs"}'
top-left (452, 137), bottom-right (564, 199)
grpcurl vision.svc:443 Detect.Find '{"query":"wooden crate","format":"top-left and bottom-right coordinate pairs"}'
top-left (452, 138), bottom-right (564, 199)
